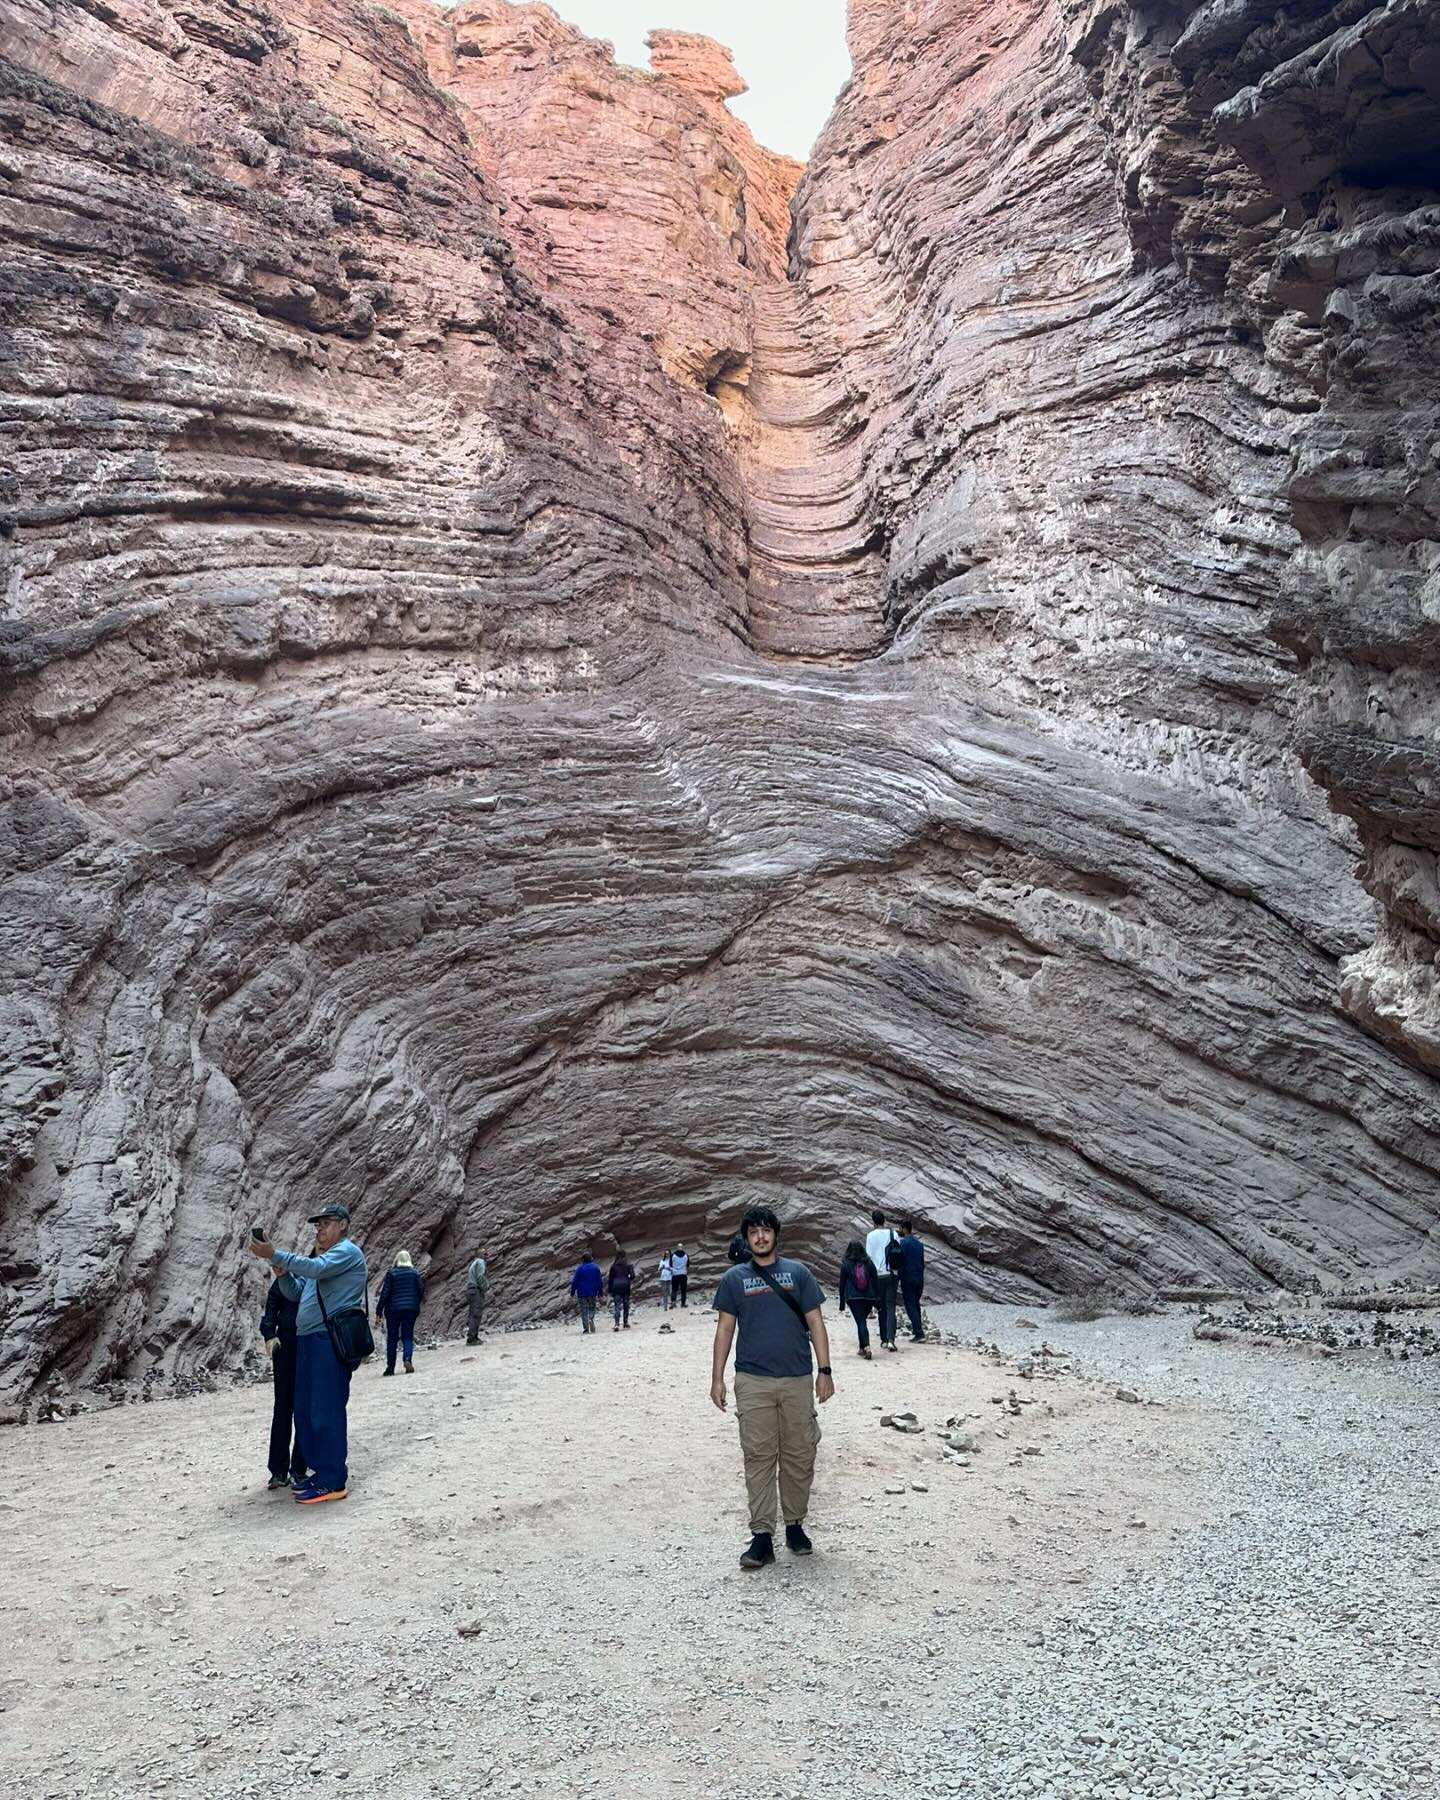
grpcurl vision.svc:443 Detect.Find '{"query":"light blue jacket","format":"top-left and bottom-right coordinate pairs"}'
top-left (271, 1238), bottom-right (368, 1337)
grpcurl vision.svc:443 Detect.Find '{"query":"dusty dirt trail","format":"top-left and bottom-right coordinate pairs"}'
top-left (1, 1308), bottom-right (1204, 1799)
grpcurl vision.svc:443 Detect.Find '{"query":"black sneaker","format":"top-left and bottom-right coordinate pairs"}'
top-left (785, 1522), bottom-right (813, 1556)
top-left (266, 1475), bottom-right (291, 1491)
top-left (739, 1533), bottom-right (775, 1570)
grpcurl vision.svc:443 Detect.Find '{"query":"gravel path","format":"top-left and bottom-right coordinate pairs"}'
top-left (924, 1302), bottom-right (1440, 1800)
top-left (2, 1302), bottom-right (1437, 1798)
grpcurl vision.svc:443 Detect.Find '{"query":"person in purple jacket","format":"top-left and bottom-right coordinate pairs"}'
top-left (607, 1251), bottom-right (636, 1331)
top-left (570, 1251), bottom-right (604, 1334)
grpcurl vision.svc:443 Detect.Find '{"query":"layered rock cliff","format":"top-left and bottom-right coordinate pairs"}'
top-left (2, 0), bottom-right (1439, 1411)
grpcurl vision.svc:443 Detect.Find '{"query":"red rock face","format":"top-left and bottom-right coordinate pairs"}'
top-left (2, 0), bottom-right (1440, 1409)
top-left (1061, 0), bottom-right (1440, 1069)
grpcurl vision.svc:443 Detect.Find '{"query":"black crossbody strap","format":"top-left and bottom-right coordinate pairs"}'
top-left (749, 1261), bottom-right (810, 1328)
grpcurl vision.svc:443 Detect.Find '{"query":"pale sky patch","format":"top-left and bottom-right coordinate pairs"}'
top-left (539, 0), bottom-right (851, 162)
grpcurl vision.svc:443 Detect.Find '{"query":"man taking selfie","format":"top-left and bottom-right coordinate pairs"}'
top-left (248, 1204), bottom-right (367, 1506)
top-left (710, 1206), bottom-right (834, 1570)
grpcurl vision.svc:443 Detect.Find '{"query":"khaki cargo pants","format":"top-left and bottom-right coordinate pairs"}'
top-left (734, 1372), bottom-right (821, 1534)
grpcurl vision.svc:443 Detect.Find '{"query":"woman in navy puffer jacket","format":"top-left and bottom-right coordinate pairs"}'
top-left (376, 1251), bottom-right (426, 1375)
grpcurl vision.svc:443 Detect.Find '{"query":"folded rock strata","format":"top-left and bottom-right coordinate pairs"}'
top-left (1, 0), bottom-right (1438, 1409)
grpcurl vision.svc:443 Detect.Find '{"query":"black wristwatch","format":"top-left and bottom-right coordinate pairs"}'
top-left (817, 1365), bottom-right (832, 1375)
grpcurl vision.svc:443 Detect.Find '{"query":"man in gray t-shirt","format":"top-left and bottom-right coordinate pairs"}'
top-left (711, 1206), bottom-right (833, 1570)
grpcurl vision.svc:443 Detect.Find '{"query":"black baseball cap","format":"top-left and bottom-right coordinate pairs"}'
top-left (306, 1204), bottom-right (351, 1224)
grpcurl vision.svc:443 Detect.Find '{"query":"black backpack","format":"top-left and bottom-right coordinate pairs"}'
top-left (884, 1231), bottom-right (904, 1275)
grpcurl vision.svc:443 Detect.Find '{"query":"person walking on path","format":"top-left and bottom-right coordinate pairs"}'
top-left (669, 1245), bottom-right (690, 1309)
top-left (376, 1250), bottom-right (425, 1375)
top-left (710, 1205), bottom-right (833, 1571)
top-left (570, 1251), bottom-right (604, 1333)
top-left (864, 1210), bottom-right (902, 1352)
top-left (465, 1253), bottom-right (490, 1344)
top-left (248, 1204), bottom-right (368, 1506)
top-left (897, 1219), bottom-right (927, 1343)
top-left (608, 1251), bottom-right (635, 1330)
top-left (260, 1272), bottom-right (309, 1490)
top-left (837, 1240), bottom-right (880, 1360)
top-left (658, 1253), bottom-right (674, 1311)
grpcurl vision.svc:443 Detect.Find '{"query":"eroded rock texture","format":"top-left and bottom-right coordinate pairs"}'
top-left (2, 0), bottom-right (1439, 1409)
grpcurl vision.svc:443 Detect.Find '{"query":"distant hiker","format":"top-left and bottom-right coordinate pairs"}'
top-left (864, 1210), bottom-right (903, 1352)
top-left (897, 1219), bottom-right (927, 1343)
top-left (376, 1250), bottom-right (426, 1376)
top-left (465, 1253), bottom-right (490, 1344)
top-left (570, 1251), bottom-right (604, 1333)
top-left (608, 1252), bottom-right (635, 1330)
top-left (658, 1254), bottom-right (674, 1311)
top-left (260, 1272), bottom-right (309, 1491)
top-left (727, 1231), bottom-right (750, 1265)
top-left (248, 1204), bottom-right (369, 1506)
top-left (670, 1245), bottom-right (691, 1309)
top-left (711, 1206), bottom-right (833, 1571)
top-left (837, 1240), bottom-right (880, 1360)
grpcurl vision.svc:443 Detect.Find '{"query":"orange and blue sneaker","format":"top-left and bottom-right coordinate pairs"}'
top-left (295, 1485), bottom-right (347, 1505)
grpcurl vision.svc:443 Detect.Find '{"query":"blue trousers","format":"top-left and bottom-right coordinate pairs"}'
top-left (847, 1298), bottom-right (874, 1351)
top-left (295, 1331), bottom-right (352, 1491)
top-left (384, 1311), bottom-right (417, 1371)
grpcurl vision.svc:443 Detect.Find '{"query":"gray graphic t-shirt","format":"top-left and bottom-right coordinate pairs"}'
top-left (713, 1257), bottom-right (823, 1379)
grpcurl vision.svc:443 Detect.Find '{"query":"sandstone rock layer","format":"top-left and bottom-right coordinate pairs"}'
top-left (2, 0), bottom-right (1439, 1409)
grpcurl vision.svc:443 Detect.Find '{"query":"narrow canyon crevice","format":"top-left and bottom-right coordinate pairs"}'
top-left (2, 0), bottom-right (1440, 1412)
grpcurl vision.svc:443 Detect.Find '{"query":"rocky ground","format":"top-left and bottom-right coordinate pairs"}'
top-left (3, 1298), bottom-right (1438, 1798)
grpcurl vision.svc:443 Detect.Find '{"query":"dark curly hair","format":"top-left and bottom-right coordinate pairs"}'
top-left (740, 1205), bottom-right (781, 1240)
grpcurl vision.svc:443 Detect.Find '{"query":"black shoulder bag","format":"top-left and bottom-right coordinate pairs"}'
top-left (747, 1261), bottom-right (812, 1328)
top-left (315, 1275), bottom-right (374, 1372)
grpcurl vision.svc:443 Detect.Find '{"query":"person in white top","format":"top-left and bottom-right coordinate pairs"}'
top-left (863, 1211), bottom-right (901, 1352)
top-left (659, 1254), bottom-right (674, 1310)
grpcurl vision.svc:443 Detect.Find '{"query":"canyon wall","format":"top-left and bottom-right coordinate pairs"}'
top-left (2, 0), bottom-right (1439, 1411)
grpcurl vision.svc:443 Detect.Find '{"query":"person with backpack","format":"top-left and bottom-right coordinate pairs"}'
top-left (710, 1206), bottom-right (833, 1571)
top-left (376, 1250), bottom-right (426, 1376)
top-left (897, 1219), bottom-right (927, 1343)
top-left (464, 1252), bottom-right (490, 1344)
top-left (570, 1251), bottom-right (604, 1333)
top-left (727, 1231), bottom-right (750, 1265)
top-left (864, 1209), bottom-right (903, 1352)
top-left (837, 1240), bottom-right (880, 1359)
top-left (669, 1244), bottom-right (690, 1308)
top-left (608, 1250), bottom-right (636, 1330)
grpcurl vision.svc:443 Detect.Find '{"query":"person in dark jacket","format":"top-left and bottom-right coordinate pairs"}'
top-left (376, 1251), bottom-right (426, 1375)
top-left (897, 1220), bottom-right (926, 1343)
top-left (570, 1252), bottom-right (604, 1333)
top-left (608, 1252), bottom-right (635, 1331)
top-left (837, 1241), bottom-right (880, 1360)
top-left (727, 1232), bottom-right (751, 1266)
top-left (248, 1203), bottom-right (368, 1506)
top-left (260, 1273), bottom-right (310, 1490)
